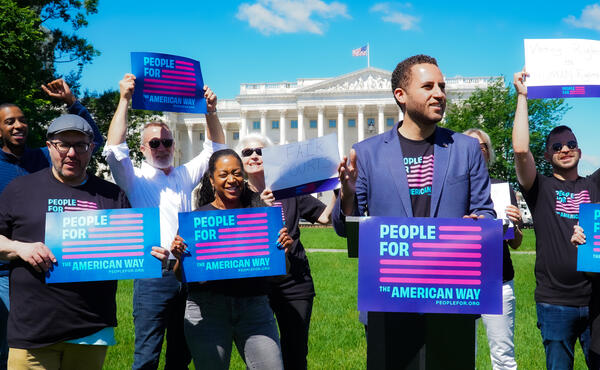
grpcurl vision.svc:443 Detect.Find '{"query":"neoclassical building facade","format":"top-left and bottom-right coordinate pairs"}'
top-left (164, 67), bottom-right (501, 166)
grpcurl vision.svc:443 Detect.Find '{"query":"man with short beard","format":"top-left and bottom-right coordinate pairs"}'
top-left (333, 54), bottom-right (495, 369)
top-left (0, 79), bottom-right (103, 370)
top-left (513, 70), bottom-right (600, 369)
top-left (103, 74), bottom-right (226, 370)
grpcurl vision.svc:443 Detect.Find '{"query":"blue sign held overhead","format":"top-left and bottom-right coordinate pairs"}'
top-left (178, 207), bottom-right (286, 282)
top-left (45, 208), bottom-right (162, 283)
top-left (131, 52), bottom-right (207, 113)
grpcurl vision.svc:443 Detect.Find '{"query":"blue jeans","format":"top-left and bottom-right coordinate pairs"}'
top-left (536, 302), bottom-right (591, 370)
top-left (132, 271), bottom-right (190, 370)
top-left (184, 290), bottom-right (283, 370)
top-left (0, 275), bottom-right (8, 370)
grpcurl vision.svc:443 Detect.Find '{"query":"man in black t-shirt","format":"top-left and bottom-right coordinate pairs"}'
top-left (513, 70), bottom-right (600, 369)
top-left (0, 114), bottom-right (167, 369)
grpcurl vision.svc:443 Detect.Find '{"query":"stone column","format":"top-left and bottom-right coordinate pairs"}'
top-left (186, 122), bottom-right (194, 162)
top-left (279, 109), bottom-right (287, 144)
top-left (337, 105), bottom-right (345, 156)
top-left (357, 104), bottom-right (365, 142)
top-left (297, 106), bottom-right (305, 142)
top-left (240, 110), bottom-right (248, 140)
top-left (317, 105), bottom-right (325, 137)
top-left (260, 109), bottom-right (267, 137)
top-left (378, 104), bottom-right (385, 134)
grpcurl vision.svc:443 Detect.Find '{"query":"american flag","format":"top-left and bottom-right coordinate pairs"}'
top-left (352, 45), bottom-right (368, 57)
top-left (61, 212), bottom-right (146, 260)
top-left (379, 225), bottom-right (483, 286)
top-left (143, 59), bottom-right (197, 97)
top-left (407, 155), bottom-right (434, 189)
top-left (195, 213), bottom-right (270, 261)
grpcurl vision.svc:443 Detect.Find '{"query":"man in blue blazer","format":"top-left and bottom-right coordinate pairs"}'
top-left (333, 55), bottom-right (495, 369)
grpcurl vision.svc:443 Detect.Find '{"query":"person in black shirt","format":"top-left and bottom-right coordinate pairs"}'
top-left (0, 114), bottom-right (167, 369)
top-left (513, 70), bottom-right (600, 369)
top-left (170, 149), bottom-right (291, 370)
top-left (236, 133), bottom-right (335, 370)
top-left (465, 128), bottom-right (523, 369)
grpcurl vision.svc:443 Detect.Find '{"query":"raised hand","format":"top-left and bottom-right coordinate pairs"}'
top-left (120, 73), bottom-right (136, 101)
top-left (204, 86), bottom-right (217, 113)
top-left (41, 79), bottom-right (76, 106)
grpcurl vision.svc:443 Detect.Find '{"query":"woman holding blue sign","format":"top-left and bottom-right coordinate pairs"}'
top-left (237, 133), bottom-right (335, 370)
top-left (465, 128), bottom-right (523, 370)
top-left (171, 149), bottom-right (290, 370)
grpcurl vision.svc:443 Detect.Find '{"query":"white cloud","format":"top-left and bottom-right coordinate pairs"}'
top-left (370, 2), bottom-right (419, 30)
top-left (564, 4), bottom-right (600, 31)
top-left (236, 0), bottom-right (350, 35)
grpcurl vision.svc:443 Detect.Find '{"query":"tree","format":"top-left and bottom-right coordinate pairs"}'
top-left (81, 90), bottom-right (162, 177)
top-left (443, 78), bottom-right (570, 187)
top-left (0, 0), bottom-right (99, 147)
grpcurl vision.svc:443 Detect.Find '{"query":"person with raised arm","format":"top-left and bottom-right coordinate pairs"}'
top-left (102, 73), bottom-right (226, 370)
top-left (512, 70), bottom-right (600, 369)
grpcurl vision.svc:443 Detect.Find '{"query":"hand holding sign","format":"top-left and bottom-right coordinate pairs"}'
top-left (338, 149), bottom-right (358, 215)
top-left (15, 241), bottom-right (56, 273)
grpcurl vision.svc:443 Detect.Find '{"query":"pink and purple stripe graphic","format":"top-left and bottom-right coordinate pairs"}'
top-left (64, 200), bottom-right (98, 212)
top-left (196, 213), bottom-right (271, 261)
top-left (143, 59), bottom-right (198, 97)
top-left (555, 190), bottom-right (590, 215)
top-left (61, 213), bottom-right (146, 259)
top-left (407, 155), bottom-right (434, 189)
top-left (379, 225), bottom-right (483, 286)
top-left (528, 85), bottom-right (600, 99)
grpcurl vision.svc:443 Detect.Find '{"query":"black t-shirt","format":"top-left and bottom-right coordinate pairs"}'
top-left (522, 171), bottom-right (600, 306)
top-left (188, 202), bottom-right (272, 297)
top-left (491, 179), bottom-right (518, 282)
top-left (398, 130), bottom-right (435, 217)
top-left (0, 168), bottom-right (129, 349)
top-left (269, 195), bottom-right (326, 300)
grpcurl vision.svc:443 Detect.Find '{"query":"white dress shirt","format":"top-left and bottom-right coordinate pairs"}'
top-left (103, 140), bottom-right (227, 251)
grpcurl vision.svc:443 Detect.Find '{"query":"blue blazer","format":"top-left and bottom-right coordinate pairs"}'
top-left (333, 123), bottom-right (495, 236)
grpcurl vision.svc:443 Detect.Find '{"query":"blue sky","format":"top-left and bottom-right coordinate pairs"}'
top-left (57, 1), bottom-right (600, 174)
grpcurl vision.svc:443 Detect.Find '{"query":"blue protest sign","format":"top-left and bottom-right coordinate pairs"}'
top-left (45, 208), bottom-right (162, 283)
top-left (131, 52), bottom-right (206, 113)
top-left (358, 217), bottom-right (503, 314)
top-left (178, 207), bottom-right (286, 282)
top-left (262, 133), bottom-right (340, 200)
top-left (577, 203), bottom-right (600, 272)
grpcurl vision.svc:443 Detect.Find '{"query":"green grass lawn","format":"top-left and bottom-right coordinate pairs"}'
top-left (104, 227), bottom-right (587, 369)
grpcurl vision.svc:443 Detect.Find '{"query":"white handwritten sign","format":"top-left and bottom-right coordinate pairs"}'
top-left (262, 133), bottom-right (340, 199)
top-left (524, 39), bottom-right (600, 98)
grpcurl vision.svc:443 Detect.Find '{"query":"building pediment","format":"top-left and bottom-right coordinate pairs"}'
top-left (296, 67), bottom-right (392, 94)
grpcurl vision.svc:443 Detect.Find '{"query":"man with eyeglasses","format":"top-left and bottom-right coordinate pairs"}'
top-left (0, 114), bottom-right (171, 369)
top-left (513, 70), bottom-right (600, 369)
top-left (103, 74), bottom-right (226, 370)
top-left (0, 79), bottom-right (103, 370)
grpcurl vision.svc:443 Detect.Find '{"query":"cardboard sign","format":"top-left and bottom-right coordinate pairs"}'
top-left (577, 203), bottom-right (600, 272)
top-left (524, 39), bottom-right (600, 99)
top-left (358, 217), bottom-right (503, 314)
top-left (262, 133), bottom-right (340, 199)
top-left (131, 52), bottom-right (207, 113)
top-left (45, 208), bottom-right (162, 283)
top-left (178, 207), bottom-right (285, 282)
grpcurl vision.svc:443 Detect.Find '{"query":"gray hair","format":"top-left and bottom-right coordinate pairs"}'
top-left (235, 133), bottom-right (274, 156)
top-left (463, 128), bottom-right (496, 166)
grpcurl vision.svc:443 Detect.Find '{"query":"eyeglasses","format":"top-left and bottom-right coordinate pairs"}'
top-left (49, 141), bottom-right (90, 154)
top-left (479, 143), bottom-right (488, 152)
top-left (147, 139), bottom-right (173, 149)
top-left (241, 148), bottom-right (262, 157)
top-left (551, 140), bottom-right (578, 152)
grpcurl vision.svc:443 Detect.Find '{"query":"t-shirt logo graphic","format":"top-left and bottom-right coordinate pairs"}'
top-left (47, 199), bottom-right (98, 213)
top-left (555, 190), bottom-right (590, 219)
top-left (405, 154), bottom-right (434, 195)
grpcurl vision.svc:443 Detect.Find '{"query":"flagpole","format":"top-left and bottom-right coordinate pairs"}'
top-left (367, 42), bottom-right (370, 68)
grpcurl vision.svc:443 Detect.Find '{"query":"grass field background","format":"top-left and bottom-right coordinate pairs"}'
top-left (104, 227), bottom-right (588, 369)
